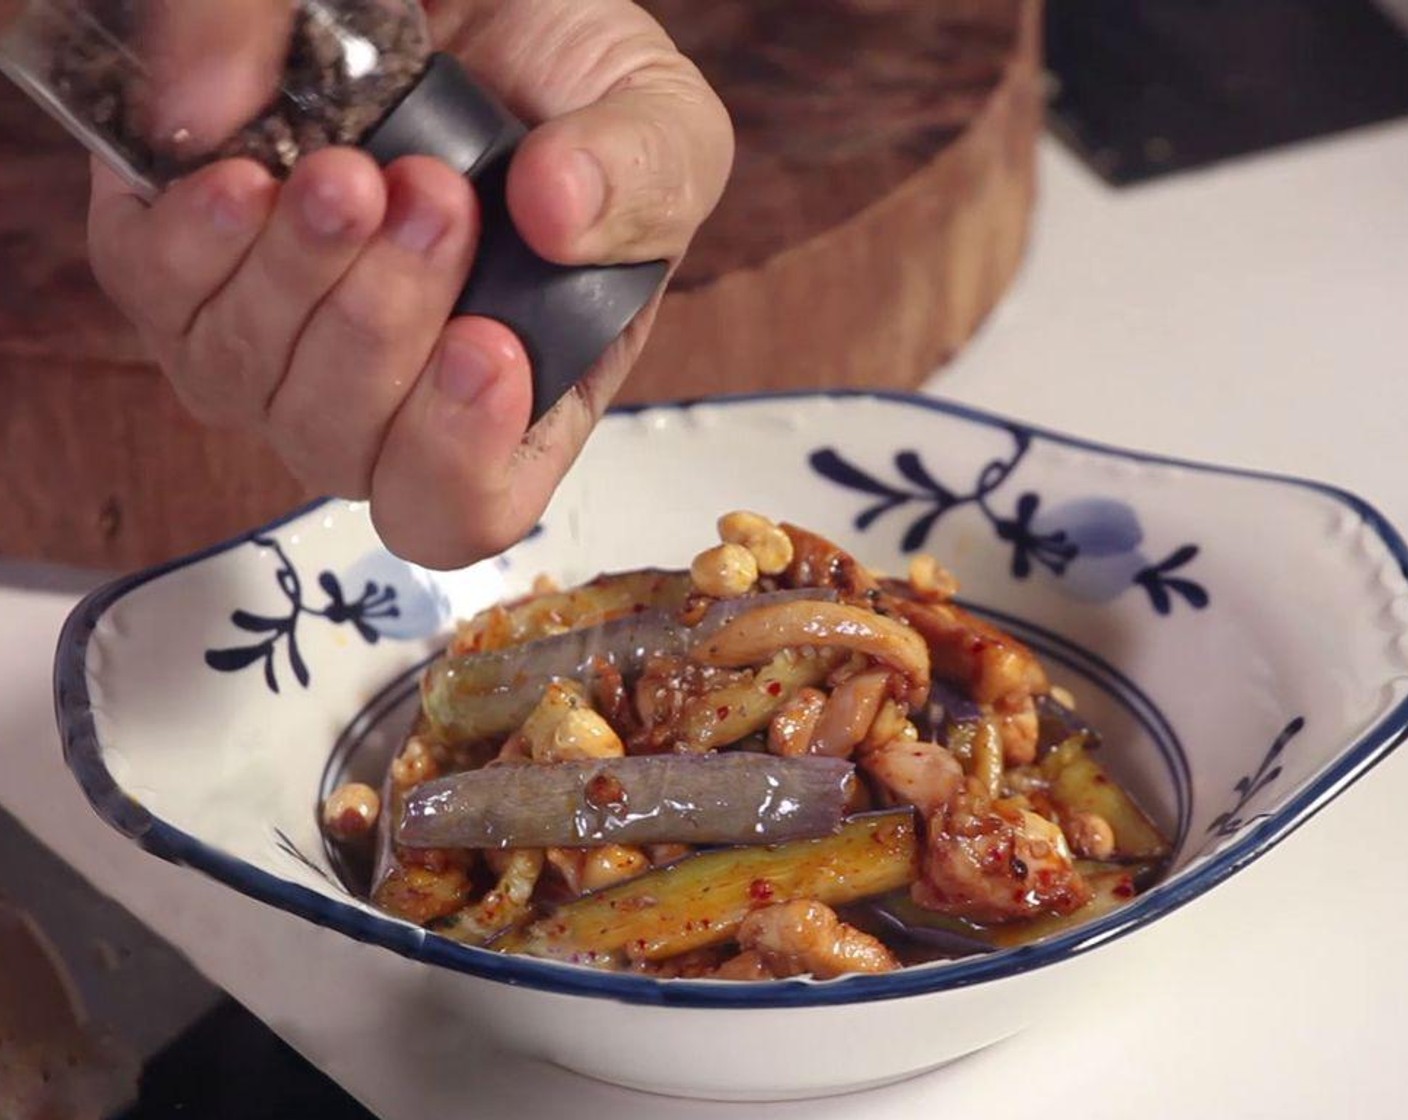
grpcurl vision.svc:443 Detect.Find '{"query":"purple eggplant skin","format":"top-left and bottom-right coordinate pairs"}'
top-left (396, 752), bottom-right (856, 850)
top-left (1035, 692), bottom-right (1103, 751)
top-left (913, 677), bottom-right (984, 741)
top-left (915, 684), bottom-right (1097, 754)
top-left (421, 588), bottom-right (838, 745)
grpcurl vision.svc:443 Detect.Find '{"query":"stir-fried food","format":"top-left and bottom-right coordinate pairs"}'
top-left (323, 514), bottom-right (1172, 979)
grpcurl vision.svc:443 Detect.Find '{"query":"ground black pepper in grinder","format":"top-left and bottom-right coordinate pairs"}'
top-left (0, 0), bottom-right (666, 423)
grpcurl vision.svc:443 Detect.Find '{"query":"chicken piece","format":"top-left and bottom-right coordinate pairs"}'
top-left (632, 947), bottom-right (732, 979)
top-left (432, 848), bottom-right (544, 945)
top-left (519, 680), bottom-right (624, 763)
top-left (711, 949), bottom-right (775, 982)
top-left (913, 783), bottom-right (1091, 924)
top-left (547, 844), bottom-right (651, 896)
top-left (884, 591), bottom-right (1049, 763)
top-left (807, 668), bottom-right (894, 758)
top-left (992, 698), bottom-right (1040, 766)
top-left (733, 900), bottom-right (899, 979)
top-left (372, 852), bottom-right (474, 925)
top-left (778, 523), bottom-right (882, 601)
top-left (861, 738), bottom-right (966, 818)
top-left (768, 687), bottom-right (828, 756)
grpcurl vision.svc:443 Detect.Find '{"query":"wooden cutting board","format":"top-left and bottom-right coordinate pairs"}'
top-left (0, 0), bottom-right (1042, 570)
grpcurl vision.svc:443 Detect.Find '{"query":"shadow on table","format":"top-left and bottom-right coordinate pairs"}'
top-left (0, 559), bottom-right (111, 596)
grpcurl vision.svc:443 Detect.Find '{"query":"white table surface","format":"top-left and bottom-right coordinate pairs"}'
top-left (4, 125), bottom-right (1408, 1118)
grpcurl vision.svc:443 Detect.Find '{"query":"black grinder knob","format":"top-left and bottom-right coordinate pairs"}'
top-left (364, 53), bottom-right (667, 424)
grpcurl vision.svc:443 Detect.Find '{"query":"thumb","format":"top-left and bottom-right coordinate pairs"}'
top-left (140, 0), bottom-right (294, 151)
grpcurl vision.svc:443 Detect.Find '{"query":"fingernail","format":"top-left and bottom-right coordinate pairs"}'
top-left (199, 182), bottom-right (256, 235)
top-left (434, 336), bottom-right (497, 407)
top-left (569, 149), bottom-right (608, 233)
top-left (386, 189), bottom-right (450, 256)
top-left (298, 177), bottom-right (355, 240)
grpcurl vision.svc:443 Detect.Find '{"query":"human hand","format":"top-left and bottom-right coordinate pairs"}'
top-left (88, 0), bottom-right (733, 568)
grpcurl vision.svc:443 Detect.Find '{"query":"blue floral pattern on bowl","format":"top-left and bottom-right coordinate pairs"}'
top-left (811, 424), bottom-right (1210, 616)
top-left (205, 536), bottom-right (449, 693)
top-left (52, 390), bottom-right (1408, 1070)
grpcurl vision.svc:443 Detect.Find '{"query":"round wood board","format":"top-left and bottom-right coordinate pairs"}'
top-left (625, 0), bottom-right (1042, 403)
top-left (0, 0), bottom-right (1042, 569)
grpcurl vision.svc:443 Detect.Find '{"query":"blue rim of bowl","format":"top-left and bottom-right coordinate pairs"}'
top-left (53, 389), bottom-right (1408, 1009)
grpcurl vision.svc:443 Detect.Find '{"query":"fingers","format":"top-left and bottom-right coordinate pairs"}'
top-left (176, 147), bottom-right (387, 425)
top-left (139, 0), bottom-right (295, 151)
top-left (507, 64), bottom-right (733, 265)
top-left (370, 317), bottom-right (536, 569)
top-left (440, 0), bottom-right (733, 266)
top-left (88, 158), bottom-right (277, 339)
top-left (90, 148), bottom-right (481, 511)
top-left (84, 0), bottom-right (733, 573)
top-left (368, 289), bottom-right (663, 571)
top-left (266, 158), bottom-right (479, 497)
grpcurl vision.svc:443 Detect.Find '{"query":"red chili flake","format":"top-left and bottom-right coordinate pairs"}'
top-left (748, 878), bottom-right (775, 902)
top-left (1094, 774), bottom-right (1109, 784)
top-left (766, 681), bottom-right (783, 696)
top-left (1113, 878), bottom-right (1136, 898)
top-left (716, 705), bottom-right (731, 721)
top-left (585, 772), bottom-right (627, 810)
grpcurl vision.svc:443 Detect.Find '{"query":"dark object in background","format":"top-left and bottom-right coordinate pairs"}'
top-left (116, 999), bottom-right (375, 1120)
top-left (1046, 0), bottom-right (1408, 184)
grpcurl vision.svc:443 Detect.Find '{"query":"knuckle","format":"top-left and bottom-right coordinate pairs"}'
top-left (324, 274), bottom-right (419, 353)
top-left (175, 315), bottom-right (270, 427)
top-left (146, 230), bottom-right (190, 295)
top-left (627, 113), bottom-right (694, 231)
top-left (267, 404), bottom-right (375, 500)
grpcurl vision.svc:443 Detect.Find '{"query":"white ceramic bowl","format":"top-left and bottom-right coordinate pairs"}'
top-left (55, 392), bottom-right (1408, 1101)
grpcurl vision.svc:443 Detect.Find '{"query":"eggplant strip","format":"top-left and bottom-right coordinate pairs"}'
top-left (1041, 739), bottom-right (1172, 861)
top-left (453, 569), bottom-right (693, 654)
top-left (398, 753), bottom-right (856, 850)
top-left (495, 809), bottom-right (920, 963)
top-left (424, 588), bottom-right (837, 744)
top-left (868, 862), bottom-right (1147, 954)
